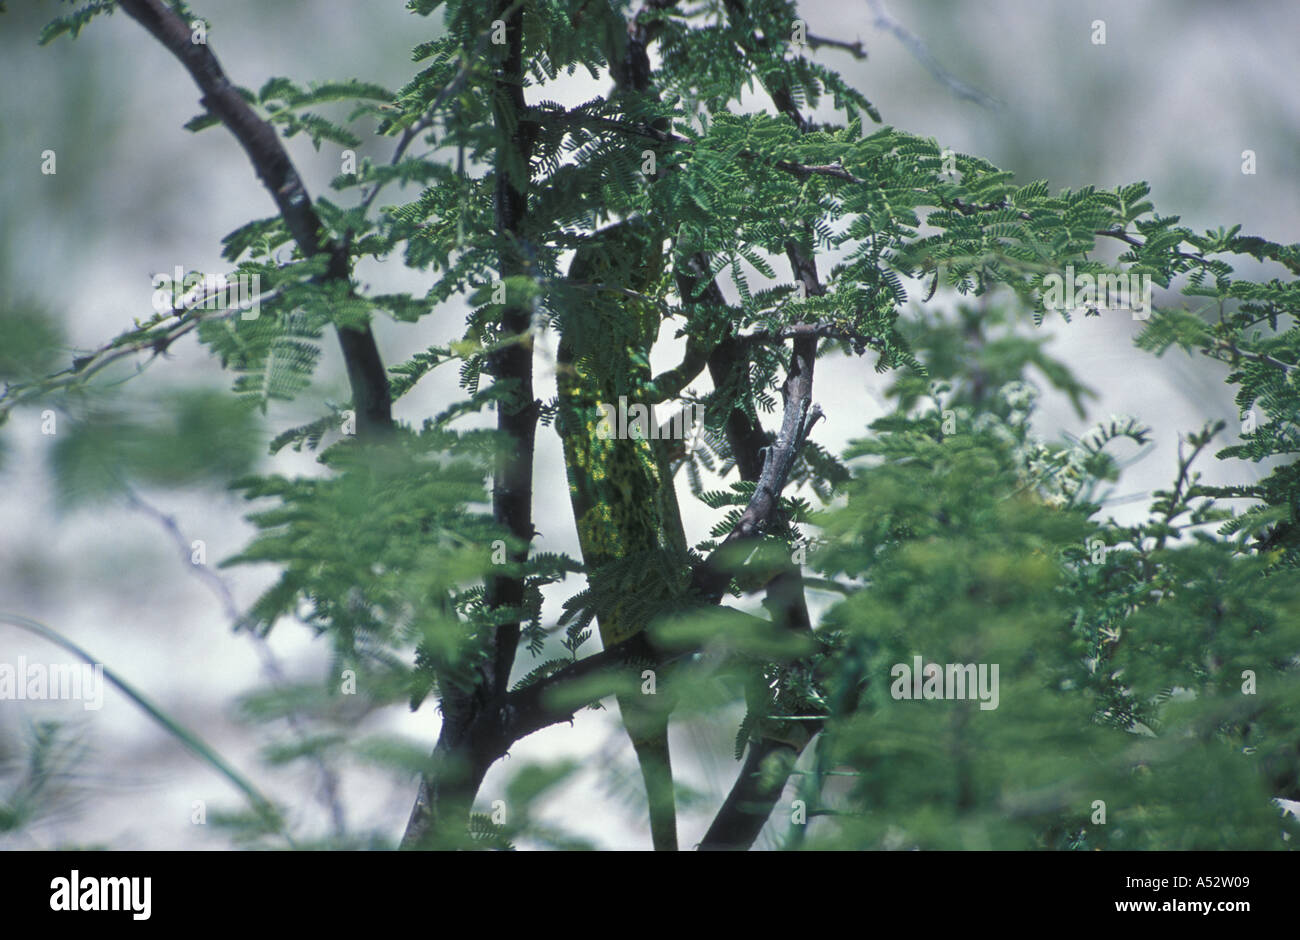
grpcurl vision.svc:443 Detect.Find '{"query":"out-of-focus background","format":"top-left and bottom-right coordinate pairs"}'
top-left (1, 0), bottom-right (1297, 849)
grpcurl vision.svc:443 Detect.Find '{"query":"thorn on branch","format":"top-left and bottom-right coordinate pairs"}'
top-left (806, 33), bottom-right (867, 59)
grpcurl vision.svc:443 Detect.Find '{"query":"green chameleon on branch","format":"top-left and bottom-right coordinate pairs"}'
top-left (556, 217), bottom-right (690, 851)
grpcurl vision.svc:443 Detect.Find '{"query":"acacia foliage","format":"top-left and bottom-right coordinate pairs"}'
top-left (6, 0), bottom-right (1300, 849)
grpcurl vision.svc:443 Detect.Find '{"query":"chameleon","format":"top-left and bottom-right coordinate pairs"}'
top-left (556, 217), bottom-right (688, 851)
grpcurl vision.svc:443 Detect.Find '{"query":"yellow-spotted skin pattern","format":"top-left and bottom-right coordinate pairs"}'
top-left (555, 219), bottom-right (684, 850)
top-left (557, 220), bottom-right (685, 645)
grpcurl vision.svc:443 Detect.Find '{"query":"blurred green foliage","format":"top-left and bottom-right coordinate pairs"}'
top-left (49, 388), bottom-right (260, 506)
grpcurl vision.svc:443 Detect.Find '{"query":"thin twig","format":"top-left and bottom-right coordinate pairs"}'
top-left (0, 282), bottom-right (286, 420)
top-left (0, 612), bottom-right (290, 843)
top-left (1206, 339), bottom-right (1298, 375)
top-left (117, 0), bottom-right (393, 436)
top-left (806, 33), bottom-right (867, 59)
top-left (121, 487), bottom-right (349, 837)
top-left (355, 6), bottom-right (521, 218)
top-left (864, 0), bottom-right (1001, 109)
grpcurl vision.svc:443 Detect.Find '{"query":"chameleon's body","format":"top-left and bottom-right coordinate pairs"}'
top-left (557, 219), bottom-right (686, 851)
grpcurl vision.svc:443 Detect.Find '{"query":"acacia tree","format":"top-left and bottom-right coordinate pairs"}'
top-left (5, 0), bottom-right (1300, 850)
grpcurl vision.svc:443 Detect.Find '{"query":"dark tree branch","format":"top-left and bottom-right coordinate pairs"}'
top-left (773, 160), bottom-right (862, 184)
top-left (117, 0), bottom-right (393, 437)
top-left (1094, 226), bottom-right (1211, 268)
top-left (484, 0), bottom-right (539, 701)
top-left (1206, 339), bottom-right (1298, 375)
top-left (696, 241), bottom-right (831, 853)
top-left (625, 0), bottom-right (683, 84)
top-left (403, 0), bottom-right (539, 847)
top-left (668, 253), bottom-right (771, 485)
top-left (722, 0), bottom-right (813, 133)
top-left (806, 33), bottom-right (867, 59)
top-left (693, 6), bottom-right (836, 849)
top-left (689, 334), bottom-right (821, 604)
top-left (692, 326), bottom-right (821, 850)
top-left (646, 330), bottom-right (714, 403)
top-left (699, 737), bottom-right (811, 850)
top-left (401, 678), bottom-right (511, 849)
top-left (503, 639), bottom-right (690, 742)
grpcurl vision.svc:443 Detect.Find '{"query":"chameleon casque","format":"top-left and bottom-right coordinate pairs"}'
top-left (556, 217), bottom-right (688, 851)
